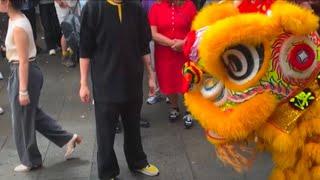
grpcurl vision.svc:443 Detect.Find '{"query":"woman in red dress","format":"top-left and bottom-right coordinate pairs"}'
top-left (148, 0), bottom-right (197, 128)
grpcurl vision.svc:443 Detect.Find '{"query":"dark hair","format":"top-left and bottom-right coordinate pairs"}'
top-left (10, 0), bottom-right (26, 10)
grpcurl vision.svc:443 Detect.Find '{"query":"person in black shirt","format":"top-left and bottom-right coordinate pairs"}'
top-left (79, 0), bottom-right (159, 179)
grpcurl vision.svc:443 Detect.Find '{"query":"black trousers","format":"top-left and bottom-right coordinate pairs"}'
top-left (21, 8), bottom-right (37, 41)
top-left (94, 100), bottom-right (148, 179)
top-left (0, 13), bottom-right (8, 46)
top-left (199, 0), bottom-right (207, 9)
top-left (39, 3), bottom-right (62, 50)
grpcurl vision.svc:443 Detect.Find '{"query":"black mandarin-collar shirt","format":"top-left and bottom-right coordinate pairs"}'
top-left (80, 0), bottom-right (151, 103)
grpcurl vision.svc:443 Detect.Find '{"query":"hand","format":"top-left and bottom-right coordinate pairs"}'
top-left (171, 39), bottom-right (185, 52)
top-left (58, 1), bottom-right (69, 8)
top-left (79, 85), bottom-right (91, 103)
top-left (300, 2), bottom-right (312, 9)
top-left (19, 94), bottom-right (30, 106)
top-left (169, 39), bottom-right (177, 47)
top-left (148, 74), bottom-right (157, 97)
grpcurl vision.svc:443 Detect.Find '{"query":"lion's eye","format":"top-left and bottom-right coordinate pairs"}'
top-left (222, 44), bottom-right (264, 85)
top-left (275, 35), bottom-right (318, 85)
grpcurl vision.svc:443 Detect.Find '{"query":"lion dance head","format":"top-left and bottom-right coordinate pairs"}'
top-left (183, 0), bottom-right (320, 176)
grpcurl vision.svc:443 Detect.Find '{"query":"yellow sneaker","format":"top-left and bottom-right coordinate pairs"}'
top-left (136, 164), bottom-right (159, 177)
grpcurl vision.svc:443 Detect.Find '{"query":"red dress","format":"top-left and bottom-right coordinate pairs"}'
top-left (148, 0), bottom-right (196, 95)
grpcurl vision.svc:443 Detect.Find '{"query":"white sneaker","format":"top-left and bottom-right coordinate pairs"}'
top-left (0, 107), bottom-right (3, 115)
top-left (14, 164), bottom-right (31, 172)
top-left (49, 49), bottom-right (56, 56)
top-left (65, 134), bottom-right (82, 159)
top-left (166, 97), bottom-right (170, 104)
top-left (146, 95), bottom-right (161, 105)
top-left (183, 113), bottom-right (194, 129)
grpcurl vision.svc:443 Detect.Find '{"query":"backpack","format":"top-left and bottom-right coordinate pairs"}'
top-left (60, 2), bottom-right (80, 52)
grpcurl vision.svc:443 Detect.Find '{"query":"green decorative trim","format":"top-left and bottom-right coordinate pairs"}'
top-left (289, 88), bottom-right (315, 110)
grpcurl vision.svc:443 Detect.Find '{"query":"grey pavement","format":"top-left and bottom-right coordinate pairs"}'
top-left (0, 54), bottom-right (273, 180)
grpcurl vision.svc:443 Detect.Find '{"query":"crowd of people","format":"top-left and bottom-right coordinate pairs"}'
top-left (0, 0), bottom-right (212, 179)
top-left (0, 0), bottom-right (318, 180)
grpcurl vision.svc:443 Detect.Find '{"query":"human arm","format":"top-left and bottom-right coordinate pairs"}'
top-left (79, 2), bottom-right (96, 103)
top-left (171, 38), bottom-right (186, 52)
top-left (13, 27), bottom-right (30, 106)
top-left (79, 58), bottom-right (91, 103)
top-left (150, 26), bottom-right (175, 47)
top-left (171, 1), bottom-right (197, 52)
top-left (143, 54), bottom-right (156, 96)
top-left (141, 6), bottom-right (156, 96)
top-left (148, 3), bottom-right (175, 47)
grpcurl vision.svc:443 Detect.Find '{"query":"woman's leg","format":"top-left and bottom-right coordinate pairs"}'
top-left (168, 94), bottom-right (180, 122)
top-left (168, 94), bottom-right (179, 108)
top-left (29, 65), bottom-right (74, 147)
top-left (51, 6), bottom-right (62, 49)
top-left (39, 3), bottom-right (56, 52)
top-left (54, 3), bottom-right (74, 67)
top-left (35, 107), bottom-right (73, 147)
top-left (61, 35), bottom-right (68, 56)
top-left (8, 65), bottom-right (42, 167)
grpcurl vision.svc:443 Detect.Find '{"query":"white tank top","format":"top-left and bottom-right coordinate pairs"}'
top-left (5, 15), bottom-right (37, 62)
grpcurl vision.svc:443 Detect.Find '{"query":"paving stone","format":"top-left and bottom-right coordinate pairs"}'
top-left (37, 66), bottom-right (95, 180)
top-left (0, 50), bottom-right (276, 180)
top-left (0, 136), bottom-right (8, 151)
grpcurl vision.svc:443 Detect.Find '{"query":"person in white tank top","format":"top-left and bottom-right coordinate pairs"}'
top-left (5, 14), bottom-right (37, 62)
top-left (0, 0), bottom-right (82, 172)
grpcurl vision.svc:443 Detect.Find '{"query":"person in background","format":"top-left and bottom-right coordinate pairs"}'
top-left (0, 12), bottom-right (8, 52)
top-left (54, 0), bottom-right (79, 67)
top-left (198, 0), bottom-right (212, 9)
top-left (39, 0), bottom-right (61, 55)
top-left (192, 0), bottom-right (214, 9)
top-left (20, 0), bottom-right (42, 53)
top-left (0, 68), bottom-right (3, 114)
top-left (148, 0), bottom-right (197, 128)
top-left (0, 12), bottom-right (7, 116)
top-left (79, 0), bottom-right (87, 10)
top-left (0, 0), bottom-right (82, 172)
top-left (79, 0), bottom-right (159, 179)
top-left (141, 0), bottom-right (164, 105)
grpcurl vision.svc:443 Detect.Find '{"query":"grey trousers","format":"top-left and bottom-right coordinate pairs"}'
top-left (7, 62), bottom-right (73, 167)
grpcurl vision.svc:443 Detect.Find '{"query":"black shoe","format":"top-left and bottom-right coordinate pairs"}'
top-left (115, 122), bottom-right (122, 134)
top-left (36, 46), bottom-right (43, 54)
top-left (62, 56), bottom-right (76, 68)
top-left (169, 108), bottom-right (180, 122)
top-left (140, 118), bottom-right (150, 128)
top-left (183, 113), bottom-right (194, 129)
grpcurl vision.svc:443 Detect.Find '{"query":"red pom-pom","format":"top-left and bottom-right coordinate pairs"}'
top-left (182, 74), bottom-right (191, 93)
top-left (183, 30), bottom-right (196, 59)
top-left (238, 0), bottom-right (275, 14)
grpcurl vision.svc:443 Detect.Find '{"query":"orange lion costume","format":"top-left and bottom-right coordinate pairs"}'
top-left (182, 0), bottom-right (320, 179)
